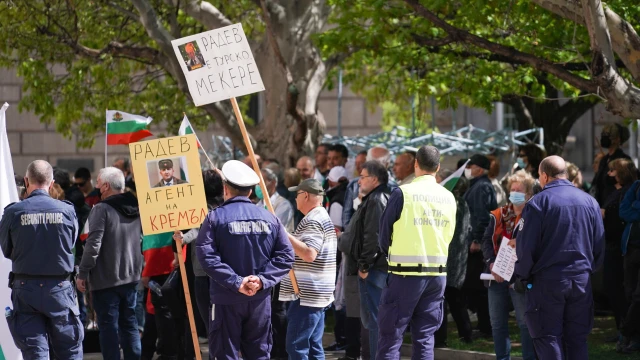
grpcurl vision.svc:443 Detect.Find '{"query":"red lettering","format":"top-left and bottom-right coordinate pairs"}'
top-left (159, 214), bottom-right (168, 229)
top-left (190, 209), bottom-right (198, 223)
top-left (150, 216), bottom-right (158, 231)
top-left (200, 208), bottom-right (207, 222)
top-left (178, 210), bottom-right (189, 226)
top-left (168, 212), bottom-right (176, 229)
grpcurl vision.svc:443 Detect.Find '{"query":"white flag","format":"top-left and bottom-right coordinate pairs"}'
top-left (0, 102), bottom-right (22, 360)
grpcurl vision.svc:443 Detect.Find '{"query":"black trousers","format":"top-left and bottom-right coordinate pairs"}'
top-left (463, 251), bottom-right (492, 334)
top-left (141, 303), bottom-right (157, 360)
top-left (151, 274), bottom-right (180, 358)
top-left (621, 245), bottom-right (640, 338)
top-left (345, 316), bottom-right (362, 358)
top-left (271, 282), bottom-right (288, 359)
top-left (435, 286), bottom-right (473, 344)
top-left (603, 244), bottom-right (629, 329)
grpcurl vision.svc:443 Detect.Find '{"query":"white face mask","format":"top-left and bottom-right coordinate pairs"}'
top-left (464, 168), bottom-right (474, 180)
top-left (353, 197), bottom-right (362, 211)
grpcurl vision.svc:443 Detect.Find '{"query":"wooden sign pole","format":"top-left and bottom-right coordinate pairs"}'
top-left (229, 97), bottom-right (300, 295)
top-left (174, 237), bottom-right (203, 360)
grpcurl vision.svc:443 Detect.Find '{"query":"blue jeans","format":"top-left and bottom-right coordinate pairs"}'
top-left (488, 281), bottom-right (535, 360)
top-left (358, 269), bottom-right (385, 360)
top-left (135, 282), bottom-right (145, 332)
top-left (286, 299), bottom-right (326, 360)
top-left (92, 282), bottom-right (142, 360)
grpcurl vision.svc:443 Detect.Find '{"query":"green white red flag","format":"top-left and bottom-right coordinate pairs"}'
top-left (178, 115), bottom-right (202, 148)
top-left (106, 110), bottom-right (153, 145)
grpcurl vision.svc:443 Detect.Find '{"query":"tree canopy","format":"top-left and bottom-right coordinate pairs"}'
top-left (318, 0), bottom-right (640, 153)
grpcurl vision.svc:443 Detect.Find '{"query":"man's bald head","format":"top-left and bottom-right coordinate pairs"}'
top-left (539, 155), bottom-right (567, 187)
top-left (26, 160), bottom-right (54, 186)
top-left (296, 156), bottom-right (314, 180)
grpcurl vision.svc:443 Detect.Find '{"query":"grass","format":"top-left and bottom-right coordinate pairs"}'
top-left (325, 311), bottom-right (633, 360)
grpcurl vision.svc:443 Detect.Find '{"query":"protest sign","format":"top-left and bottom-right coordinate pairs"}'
top-left (492, 237), bottom-right (518, 281)
top-left (171, 23), bottom-right (265, 106)
top-left (130, 134), bottom-right (207, 235)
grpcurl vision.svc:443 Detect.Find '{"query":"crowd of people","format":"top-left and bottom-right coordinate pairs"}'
top-left (1, 122), bottom-right (640, 360)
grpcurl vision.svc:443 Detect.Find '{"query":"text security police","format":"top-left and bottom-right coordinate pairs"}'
top-left (20, 212), bottom-right (64, 225)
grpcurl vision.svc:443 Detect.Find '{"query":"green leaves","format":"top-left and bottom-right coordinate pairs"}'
top-left (318, 0), bottom-right (598, 119)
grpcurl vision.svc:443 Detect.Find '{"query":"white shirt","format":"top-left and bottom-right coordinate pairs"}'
top-left (257, 193), bottom-right (294, 233)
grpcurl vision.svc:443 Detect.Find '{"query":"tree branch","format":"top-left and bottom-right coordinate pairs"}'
top-left (530, 0), bottom-right (640, 81)
top-left (163, 0), bottom-right (232, 30)
top-left (403, 0), bottom-right (598, 94)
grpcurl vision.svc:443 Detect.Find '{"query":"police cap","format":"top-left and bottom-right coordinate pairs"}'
top-left (221, 160), bottom-right (260, 189)
top-left (158, 159), bottom-right (174, 170)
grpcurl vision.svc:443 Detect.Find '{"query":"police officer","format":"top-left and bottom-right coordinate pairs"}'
top-left (195, 160), bottom-right (294, 360)
top-left (0, 160), bottom-right (83, 359)
top-left (377, 145), bottom-right (456, 360)
top-left (153, 159), bottom-right (187, 187)
top-left (514, 155), bottom-right (604, 359)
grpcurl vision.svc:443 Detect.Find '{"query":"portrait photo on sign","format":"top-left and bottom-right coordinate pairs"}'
top-left (148, 157), bottom-right (189, 188)
top-left (178, 41), bottom-right (206, 71)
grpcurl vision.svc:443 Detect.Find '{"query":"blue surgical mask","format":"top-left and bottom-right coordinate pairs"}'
top-left (509, 191), bottom-right (526, 205)
top-left (516, 157), bottom-right (526, 169)
top-left (254, 185), bottom-right (264, 200)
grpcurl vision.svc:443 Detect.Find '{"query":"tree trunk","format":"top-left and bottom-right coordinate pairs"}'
top-left (244, 1), bottom-right (331, 167)
top-left (504, 86), bottom-right (596, 155)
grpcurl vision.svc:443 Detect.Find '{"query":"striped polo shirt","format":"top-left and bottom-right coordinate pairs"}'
top-left (279, 206), bottom-right (337, 308)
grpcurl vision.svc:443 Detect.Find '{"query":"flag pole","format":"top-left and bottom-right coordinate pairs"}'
top-left (174, 237), bottom-right (203, 360)
top-left (229, 97), bottom-right (300, 295)
top-left (105, 109), bottom-right (108, 167)
top-left (183, 112), bottom-right (216, 169)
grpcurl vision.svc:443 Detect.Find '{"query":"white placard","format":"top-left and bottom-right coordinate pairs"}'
top-left (171, 23), bottom-right (265, 106)
top-left (492, 237), bottom-right (518, 281)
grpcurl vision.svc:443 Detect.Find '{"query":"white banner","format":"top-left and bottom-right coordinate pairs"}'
top-left (171, 23), bottom-right (265, 106)
top-left (0, 102), bottom-right (22, 360)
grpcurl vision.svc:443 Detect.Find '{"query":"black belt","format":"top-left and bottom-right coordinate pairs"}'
top-left (388, 264), bottom-right (447, 274)
top-left (13, 273), bottom-right (71, 281)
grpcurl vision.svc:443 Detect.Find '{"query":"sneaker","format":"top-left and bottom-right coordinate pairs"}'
top-left (616, 336), bottom-right (631, 353)
top-left (324, 342), bottom-right (347, 351)
top-left (198, 336), bottom-right (208, 344)
top-left (620, 340), bottom-right (640, 354)
top-left (605, 333), bottom-right (621, 343)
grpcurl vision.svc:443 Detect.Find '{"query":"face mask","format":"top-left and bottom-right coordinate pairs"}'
top-left (254, 185), bottom-right (264, 200)
top-left (516, 157), bottom-right (526, 169)
top-left (353, 197), bottom-right (362, 211)
top-left (464, 168), bottom-right (474, 179)
top-left (600, 135), bottom-right (612, 148)
top-left (509, 191), bottom-right (526, 205)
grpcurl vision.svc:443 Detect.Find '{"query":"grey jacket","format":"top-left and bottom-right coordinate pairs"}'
top-left (78, 192), bottom-right (143, 291)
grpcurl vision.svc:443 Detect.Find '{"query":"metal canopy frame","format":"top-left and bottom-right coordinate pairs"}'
top-left (199, 126), bottom-right (544, 168)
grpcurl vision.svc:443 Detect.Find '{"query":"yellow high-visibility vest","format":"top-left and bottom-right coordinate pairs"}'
top-left (388, 175), bottom-right (456, 276)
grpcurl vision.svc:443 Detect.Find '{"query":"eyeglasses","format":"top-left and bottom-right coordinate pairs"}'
top-left (296, 191), bottom-right (306, 197)
top-left (360, 175), bottom-right (372, 180)
top-left (74, 181), bottom-right (86, 187)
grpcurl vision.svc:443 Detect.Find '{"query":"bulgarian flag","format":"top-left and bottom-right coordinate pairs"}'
top-left (106, 110), bottom-right (153, 145)
top-left (141, 232), bottom-right (186, 278)
top-left (79, 219), bottom-right (89, 242)
top-left (440, 160), bottom-right (470, 192)
top-left (178, 115), bottom-right (202, 148)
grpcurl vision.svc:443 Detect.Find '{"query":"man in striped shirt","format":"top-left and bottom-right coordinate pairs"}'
top-left (280, 179), bottom-right (337, 360)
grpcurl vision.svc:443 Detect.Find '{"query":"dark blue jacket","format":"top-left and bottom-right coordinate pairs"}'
top-left (514, 179), bottom-right (605, 280)
top-left (464, 175), bottom-right (497, 244)
top-left (196, 196), bottom-right (294, 305)
top-left (619, 180), bottom-right (640, 254)
top-left (0, 189), bottom-right (78, 275)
